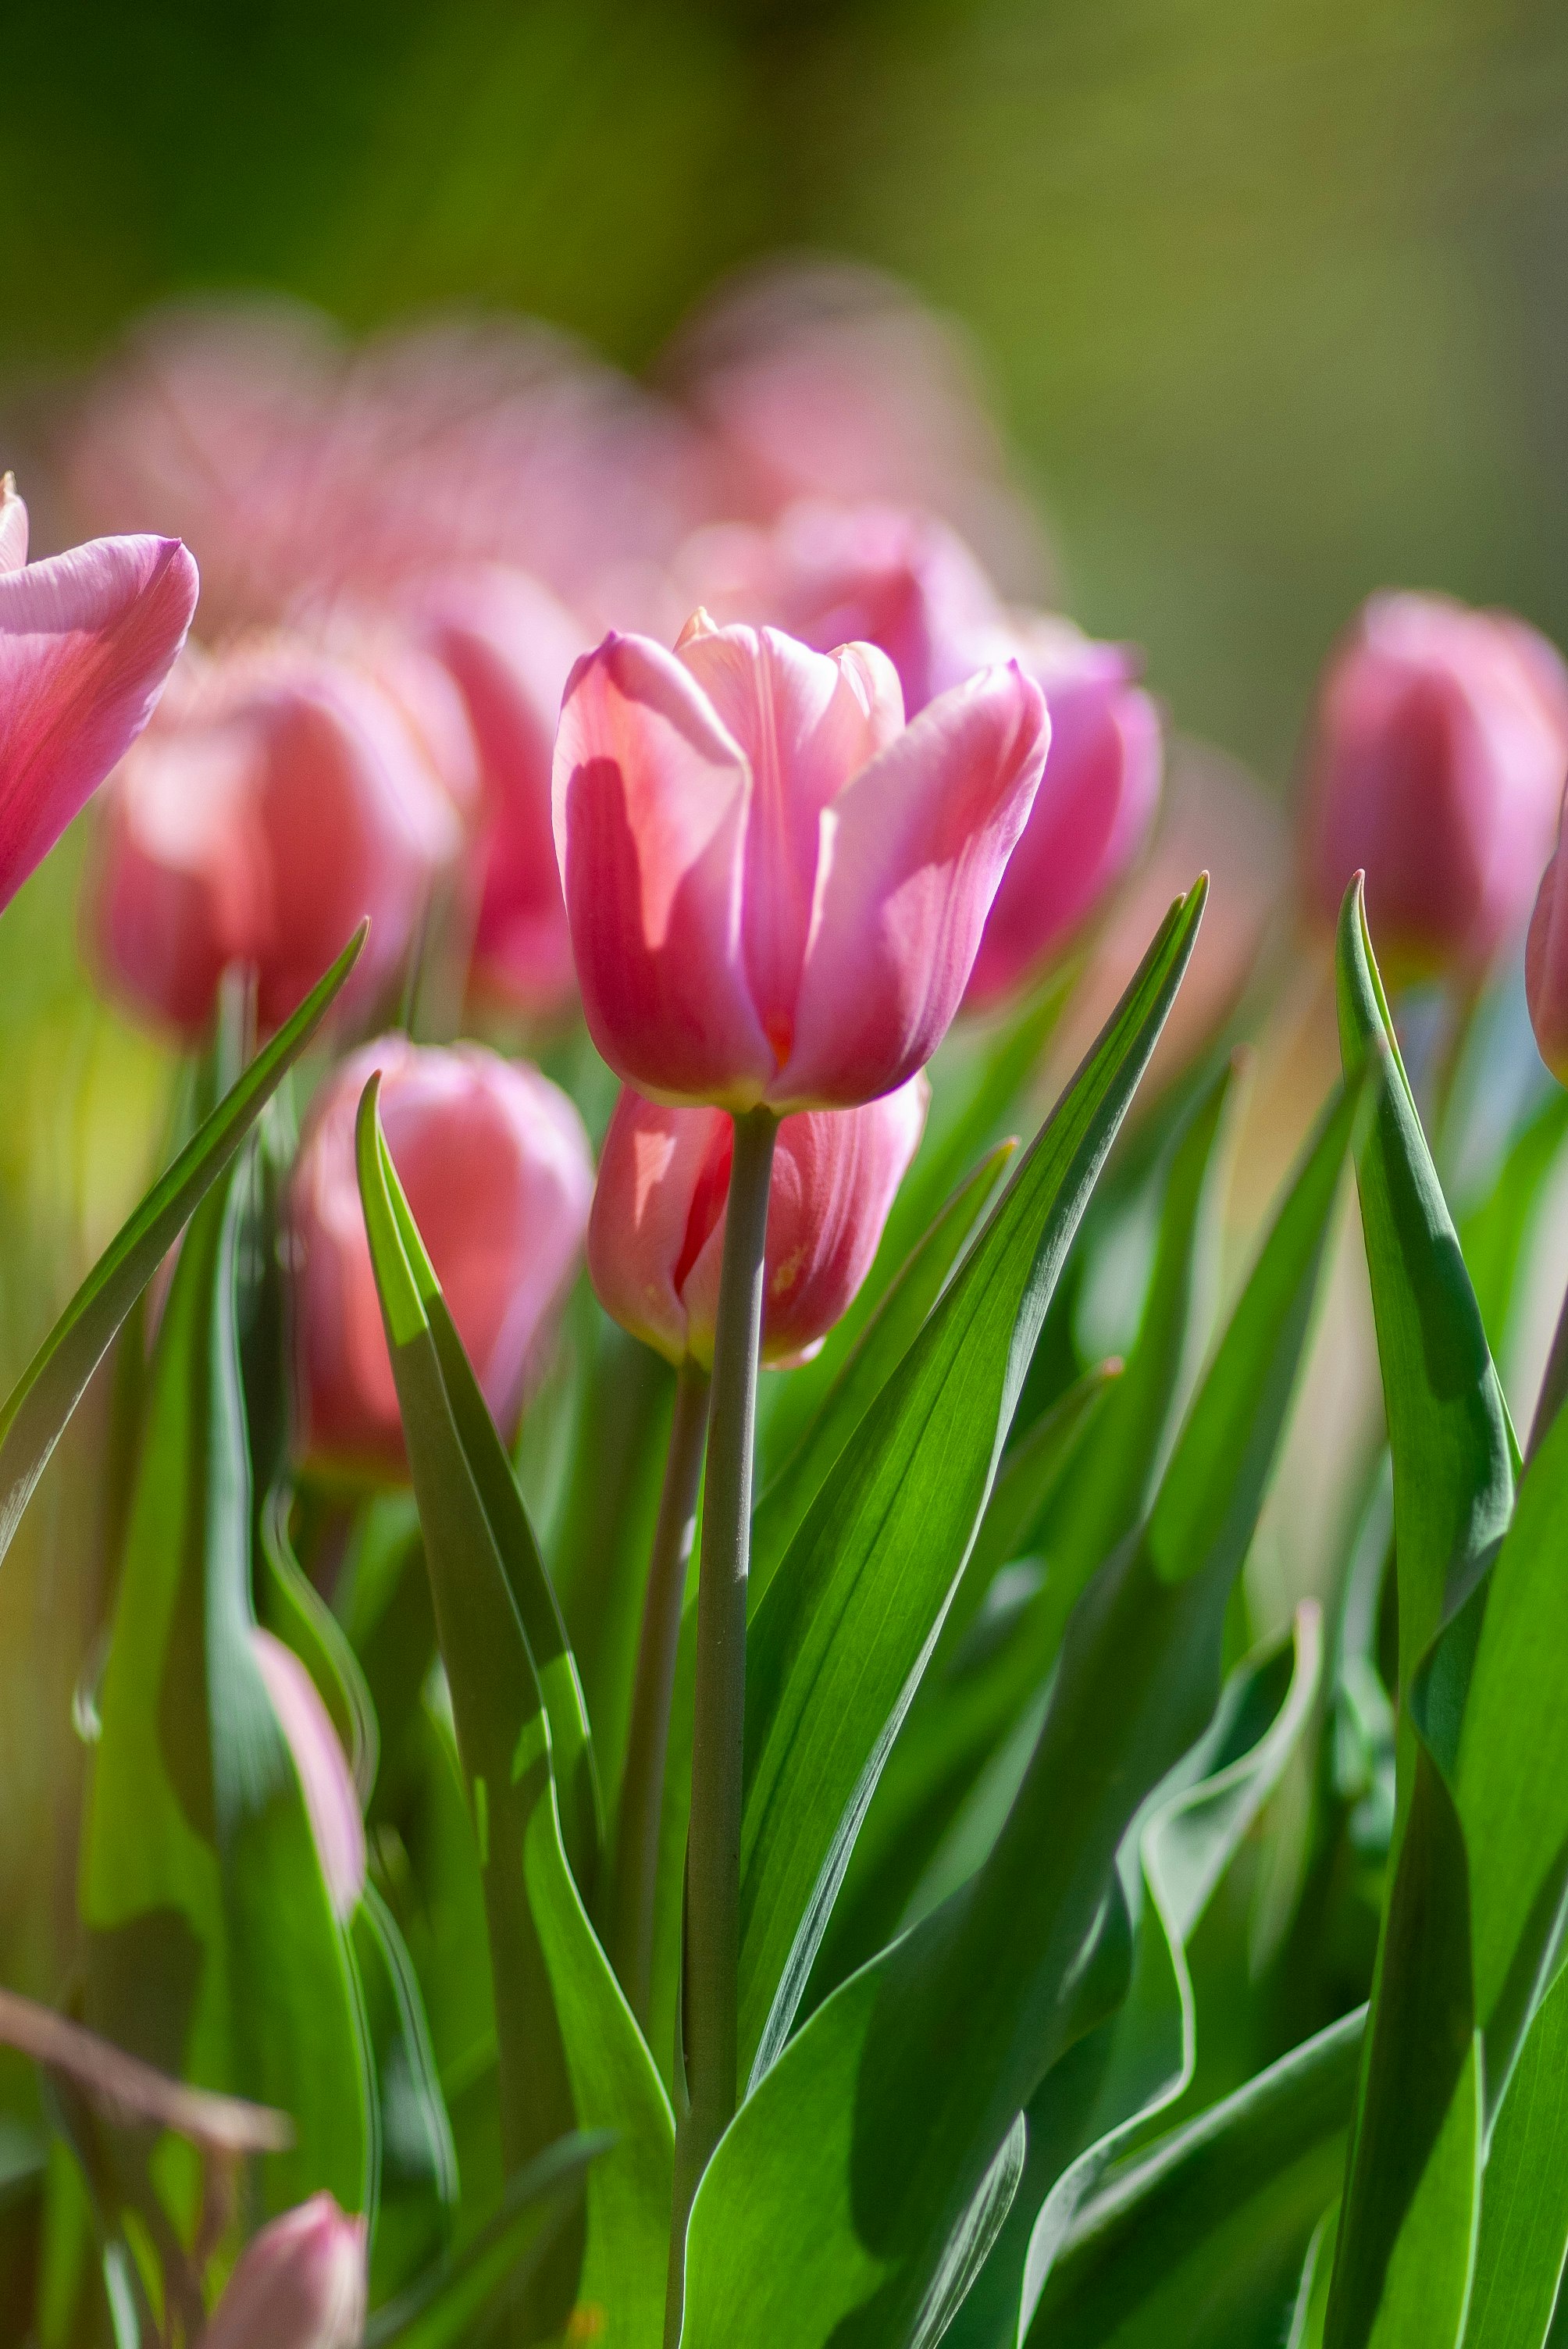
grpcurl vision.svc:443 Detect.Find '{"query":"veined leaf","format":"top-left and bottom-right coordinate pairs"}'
top-left (1462, 1960), bottom-right (1568, 2349)
top-left (739, 882), bottom-right (1209, 2091)
top-left (0, 923), bottom-right (365, 1567)
top-left (355, 1084), bottom-right (672, 2339)
top-left (680, 1062), bottom-right (1363, 2349)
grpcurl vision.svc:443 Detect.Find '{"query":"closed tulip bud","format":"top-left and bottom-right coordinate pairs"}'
top-left (1527, 804), bottom-right (1568, 1082)
top-left (588, 1075), bottom-right (927, 1369)
top-left (0, 481), bottom-right (198, 916)
top-left (250, 1629), bottom-right (365, 1919)
top-left (92, 636), bottom-right (462, 1038)
top-left (290, 1036), bottom-right (593, 1476)
top-left (408, 563), bottom-right (588, 1011)
top-left (964, 622), bottom-right (1162, 1010)
top-left (1301, 593), bottom-right (1568, 978)
top-left (554, 616), bottom-right (1047, 1111)
top-left (204, 2194), bottom-right (366, 2349)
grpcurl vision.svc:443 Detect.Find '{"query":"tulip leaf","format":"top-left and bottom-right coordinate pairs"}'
top-left (363, 2131), bottom-right (608, 2349)
top-left (0, 921), bottom-right (365, 1569)
top-left (739, 880), bottom-right (1209, 2091)
top-left (355, 1082), bottom-right (672, 2341)
top-left (680, 1064), bottom-right (1363, 2349)
top-left (1025, 2007), bottom-right (1364, 2349)
top-left (80, 1161), bottom-right (371, 2221)
top-left (1460, 1959), bottom-right (1568, 2349)
top-left (351, 1887), bottom-right (458, 2303)
top-left (259, 1481), bottom-right (380, 1806)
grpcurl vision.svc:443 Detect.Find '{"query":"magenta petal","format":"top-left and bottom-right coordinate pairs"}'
top-left (0, 533), bottom-right (198, 913)
top-left (780, 659), bottom-right (1049, 1106)
top-left (554, 632), bottom-right (775, 1106)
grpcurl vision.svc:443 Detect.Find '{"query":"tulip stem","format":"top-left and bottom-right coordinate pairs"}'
top-left (666, 1105), bottom-right (777, 2340)
top-left (609, 1356), bottom-right (711, 2030)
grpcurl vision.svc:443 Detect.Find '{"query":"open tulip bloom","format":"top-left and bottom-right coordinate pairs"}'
top-left (14, 367), bottom-right (1568, 2349)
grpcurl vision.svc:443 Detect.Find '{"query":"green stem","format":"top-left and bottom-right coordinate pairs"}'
top-left (665, 1106), bottom-right (777, 2342)
top-left (609, 1356), bottom-right (711, 2029)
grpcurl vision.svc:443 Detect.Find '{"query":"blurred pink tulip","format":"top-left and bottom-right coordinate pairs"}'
top-left (407, 564), bottom-right (589, 1011)
top-left (0, 480), bottom-right (198, 917)
top-left (290, 1037), bottom-right (593, 1477)
top-left (92, 635), bottom-right (462, 1038)
top-left (1527, 802), bottom-right (1568, 1082)
top-left (250, 1630), bottom-right (365, 1919)
top-left (1301, 592), bottom-right (1568, 978)
top-left (205, 2193), bottom-right (366, 2349)
top-left (964, 622), bottom-right (1163, 1008)
top-left (590, 1075), bottom-right (927, 1369)
top-left (554, 615), bottom-right (1048, 1111)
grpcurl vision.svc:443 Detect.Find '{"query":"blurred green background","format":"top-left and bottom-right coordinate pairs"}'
top-left (3, 0), bottom-right (1565, 779)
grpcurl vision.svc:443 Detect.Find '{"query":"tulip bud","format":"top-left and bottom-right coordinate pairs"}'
top-left (1527, 803), bottom-right (1568, 1082)
top-left (554, 618), bottom-right (1047, 1111)
top-left (249, 1630), bottom-right (365, 1919)
top-left (407, 563), bottom-right (588, 1011)
top-left (290, 1036), bottom-right (593, 1476)
top-left (1301, 593), bottom-right (1568, 978)
top-left (588, 1075), bottom-right (928, 1369)
top-left (204, 2193), bottom-right (366, 2349)
top-left (91, 635), bottom-right (462, 1039)
top-left (964, 621), bottom-right (1161, 1009)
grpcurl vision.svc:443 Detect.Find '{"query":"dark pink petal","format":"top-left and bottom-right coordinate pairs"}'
top-left (587, 1087), bottom-right (731, 1364)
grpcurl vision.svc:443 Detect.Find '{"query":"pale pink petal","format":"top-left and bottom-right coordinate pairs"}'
top-left (587, 1089), bottom-right (731, 1364)
top-left (1527, 832), bottom-right (1568, 1082)
top-left (205, 2192), bottom-right (367, 2349)
top-left (251, 1631), bottom-right (365, 1921)
top-left (554, 632), bottom-right (775, 1106)
top-left (780, 660), bottom-right (1049, 1106)
top-left (0, 535), bottom-right (198, 912)
top-left (0, 478), bottom-right (29, 576)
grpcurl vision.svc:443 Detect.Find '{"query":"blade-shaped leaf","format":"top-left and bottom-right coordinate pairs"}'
top-left (739, 882), bottom-right (1209, 2089)
top-left (351, 1887), bottom-right (458, 2303)
top-left (355, 1085), bottom-right (672, 2340)
top-left (1461, 1959), bottom-right (1568, 2349)
top-left (0, 922), bottom-right (365, 1566)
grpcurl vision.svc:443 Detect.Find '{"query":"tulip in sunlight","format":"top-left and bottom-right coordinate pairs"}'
top-left (290, 1035), bottom-right (593, 1475)
top-left (204, 2193), bottom-right (367, 2349)
top-left (0, 475), bottom-right (198, 916)
top-left (554, 613), bottom-right (1048, 1111)
top-left (589, 1074), bottom-right (928, 1369)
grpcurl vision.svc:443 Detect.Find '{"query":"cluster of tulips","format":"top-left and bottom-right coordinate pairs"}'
top-left (2, 268), bottom-right (1568, 2347)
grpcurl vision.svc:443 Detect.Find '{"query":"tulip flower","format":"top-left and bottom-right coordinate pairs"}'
top-left (250, 1630), bottom-right (365, 1919)
top-left (290, 1036), bottom-right (593, 1477)
top-left (205, 2193), bottom-right (366, 2349)
top-left (1301, 592), bottom-right (1568, 978)
top-left (553, 614), bottom-right (1048, 1112)
top-left (964, 622), bottom-right (1163, 1009)
top-left (1527, 800), bottom-right (1568, 1082)
top-left (408, 564), bottom-right (587, 1011)
top-left (0, 477), bottom-right (198, 917)
top-left (92, 635), bottom-right (462, 1038)
top-left (590, 1075), bottom-right (928, 1371)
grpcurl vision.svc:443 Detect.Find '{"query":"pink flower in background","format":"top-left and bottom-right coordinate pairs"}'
top-left (250, 1630), bottom-right (365, 1920)
top-left (1527, 799), bottom-right (1568, 1082)
top-left (406, 563), bottom-right (588, 1011)
top-left (964, 622), bottom-right (1163, 1007)
top-left (290, 1037), bottom-right (593, 1477)
top-left (92, 635), bottom-right (462, 1038)
top-left (590, 1075), bottom-right (927, 1368)
top-left (554, 614), bottom-right (1048, 1111)
top-left (1301, 592), bottom-right (1568, 978)
top-left (204, 2193), bottom-right (366, 2349)
top-left (0, 476), bottom-right (198, 916)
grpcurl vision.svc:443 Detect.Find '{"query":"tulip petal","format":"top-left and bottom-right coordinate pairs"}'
top-left (782, 659), bottom-right (1048, 1106)
top-left (0, 479), bottom-right (28, 576)
top-left (0, 534), bottom-right (198, 913)
top-left (251, 1630), bottom-right (366, 1922)
top-left (554, 631), bottom-right (775, 1105)
top-left (588, 1088), bottom-right (732, 1364)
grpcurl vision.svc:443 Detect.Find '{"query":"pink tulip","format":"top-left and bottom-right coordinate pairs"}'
top-left (964, 622), bottom-right (1163, 1008)
top-left (1527, 801), bottom-right (1568, 1082)
top-left (250, 1630), bottom-right (365, 1919)
top-left (407, 564), bottom-right (588, 1011)
top-left (0, 480), bottom-right (198, 917)
top-left (589, 1075), bottom-right (928, 1369)
top-left (553, 614), bottom-right (1048, 1111)
top-left (205, 2193), bottom-right (366, 2349)
top-left (92, 634), bottom-right (462, 1038)
top-left (290, 1037), bottom-right (593, 1476)
top-left (1301, 592), bottom-right (1568, 978)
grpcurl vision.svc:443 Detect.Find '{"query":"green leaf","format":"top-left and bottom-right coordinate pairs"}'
top-left (1026, 2009), bottom-right (1363, 2349)
top-left (1461, 1960), bottom-right (1568, 2349)
top-left (355, 1085), bottom-right (672, 2340)
top-left (0, 923), bottom-right (365, 1567)
top-left (259, 1482), bottom-right (380, 1806)
top-left (351, 1888), bottom-right (458, 2304)
top-left (680, 1060), bottom-right (1363, 2349)
top-left (739, 882), bottom-right (1209, 2091)
top-left (363, 2132), bottom-right (608, 2349)
top-left (80, 1161), bottom-right (371, 2220)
